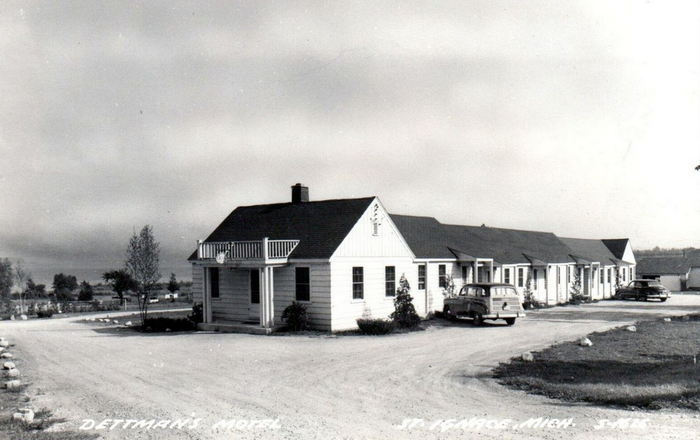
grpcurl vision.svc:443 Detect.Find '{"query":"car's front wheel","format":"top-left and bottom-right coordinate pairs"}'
top-left (505, 318), bottom-right (516, 326)
top-left (472, 312), bottom-right (484, 326)
top-left (443, 305), bottom-right (455, 321)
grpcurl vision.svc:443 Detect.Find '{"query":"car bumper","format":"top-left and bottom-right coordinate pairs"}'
top-left (484, 311), bottom-right (526, 319)
top-left (646, 293), bottom-right (670, 299)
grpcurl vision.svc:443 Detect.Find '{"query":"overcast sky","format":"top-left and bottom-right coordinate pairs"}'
top-left (1, 1), bottom-right (699, 283)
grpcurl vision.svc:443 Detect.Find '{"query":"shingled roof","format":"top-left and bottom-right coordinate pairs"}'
top-left (188, 197), bottom-right (375, 260)
top-left (391, 215), bottom-right (573, 264)
top-left (559, 237), bottom-right (618, 266)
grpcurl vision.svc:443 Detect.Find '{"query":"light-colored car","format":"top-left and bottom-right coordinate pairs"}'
top-left (443, 283), bottom-right (525, 326)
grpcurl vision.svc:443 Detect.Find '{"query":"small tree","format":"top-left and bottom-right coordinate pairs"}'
top-left (103, 269), bottom-right (138, 309)
top-left (125, 225), bottom-right (161, 327)
top-left (14, 260), bottom-right (29, 313)
top-left (167, 273), bottom-right (179, 294)
top-left (25, 278), bottom-right (46, 298)
top-left (390, 274), bottom-right (421, 329)
top-left (569, 269), bottom-right (585, 303)
top-left (522, 271), bottom-right (537, 309)
top-left (78, 280), bottom-right (94, 301)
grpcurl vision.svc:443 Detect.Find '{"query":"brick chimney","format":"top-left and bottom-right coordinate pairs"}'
top-left (291, 183), bottom-right (309, 203)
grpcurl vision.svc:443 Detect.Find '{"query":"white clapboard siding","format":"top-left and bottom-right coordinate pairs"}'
top-left (329, 258), bottom-right (418, 331)
top-left (332, 198), bottom-right (414, 259)
top-left (191, 265), bottom-right (204, 304)
top-left (271, 263), bottom-right (332, 331)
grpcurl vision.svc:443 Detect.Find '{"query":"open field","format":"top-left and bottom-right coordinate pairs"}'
top-left (2, 296), bottom-right (700, 439)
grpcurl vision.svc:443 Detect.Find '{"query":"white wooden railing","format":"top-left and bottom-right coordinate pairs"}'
top-left (197, 238), bottom-right (299, 262)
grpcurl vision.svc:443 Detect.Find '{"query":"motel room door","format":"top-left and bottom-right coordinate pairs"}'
top-left (249, 269), bottom-right (260, 321)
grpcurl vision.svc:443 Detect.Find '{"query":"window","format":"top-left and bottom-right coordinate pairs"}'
top-left (557, 266), bottom-right (561, 285)
top-left (504, 268), bottom-right (511, 285)
top-left (600, 268), bottom-right (605, 284)
top-left (438, 264), bottom-right (447, 288)
top-left (461, 266), bottom-right (468, 284)
top-left (517, 268), bottom-right (524, 287)
top-left (250, 269), bottom-right (259, 304)
top-left (607, 268), bottom-right (612, 284)
top-left (209, 268), bottom-right (220, 298)
top-left (295, 267), bottom-right (310, 301)
top-left (352, 267), bottom-right (364, 300)
top-left (385, 266), bottom-right (396, 297)
top-left (418, 265), bottom-right (426, 290)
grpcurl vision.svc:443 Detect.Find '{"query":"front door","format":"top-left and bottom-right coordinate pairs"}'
top-left (249, 269), bottom-right (260, 321)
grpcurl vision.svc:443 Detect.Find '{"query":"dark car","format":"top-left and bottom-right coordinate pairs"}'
top-left (443, 283), bottom-right (525, 326)
top-left (615, 279), bottom-right (671, 302)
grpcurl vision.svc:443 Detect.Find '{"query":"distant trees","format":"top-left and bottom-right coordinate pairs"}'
top-left (167, 273), bottom-right (179, 294)
top-left (0, 258), bottom-right (12, 301)
top-left (125, 225), bottom-right (161, 326)
top-left (102, 269), bottom-right (137, 307)
top-left (24, 278), bottom-right (46, 298)
top-left (78, 281), bottom-right (94, 301)
top-left (53, 273), bottom-right (78, 301)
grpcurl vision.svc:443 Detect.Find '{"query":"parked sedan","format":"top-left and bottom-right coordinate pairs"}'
top-left (614, 280), bottom-right (671, 302)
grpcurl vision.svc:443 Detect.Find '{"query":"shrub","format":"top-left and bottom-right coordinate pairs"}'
top-left (36, 309), bottom-right (54, 318)
top-left (189, 302), bottom-right (203, 324)
top-left (142, 317), bottom-right (196, 332)
top-left (281, 301), bottom-right (309, 331)
top-left (390, 275), bottom-right (421, 328)
top-left (357, 318), bottom-right (395, 335)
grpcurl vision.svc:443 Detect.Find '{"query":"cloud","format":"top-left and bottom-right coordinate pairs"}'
top-left (1, 1), bottom-right (699, 282)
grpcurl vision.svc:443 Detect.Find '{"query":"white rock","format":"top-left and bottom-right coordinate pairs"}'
top-left (626, 325), bottom-right (637, 332)
top-left (113, 320), bottom-right (119, 324)
top-left (579, 337), bottom-right (593, 347)
top-left (5, 368), bottom-right (19, 378)
top-left (521, 351), bottom-right (534, 362)
top-left (12, 408), bottom-right (34, 424)
top-left (0, 347), bottom-right (5, 353)
top-left (20, 314), bottom-right (27, 320)
top-left (0, 340), bottom-right (9, 348)
top-left (2, 361), bottom-right (15, 370)
top-left (1, 353), bottom-right (13, 359)
top-left (165, 328), bottom-right (172, 332)
top-left (663, 317), bottom-right (672, 322)
top-left (4, 379), bottom-right (21, 390)
top-left (125, 321), bottom-right (133, 326)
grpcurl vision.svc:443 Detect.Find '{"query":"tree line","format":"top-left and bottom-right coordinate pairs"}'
top-left (1, 225), bottom-right (177, 325)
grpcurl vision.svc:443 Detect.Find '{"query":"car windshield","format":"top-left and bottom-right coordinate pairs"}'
top-left (647, 281), bottom-right (663, 287)
top-left (490, 286), bottom-right (518, 297)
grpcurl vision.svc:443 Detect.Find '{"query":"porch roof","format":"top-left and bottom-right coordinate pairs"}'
top-left (188, 197), bottom-right (375, 261)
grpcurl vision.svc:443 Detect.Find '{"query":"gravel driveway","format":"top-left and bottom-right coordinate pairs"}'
top-left (3, 296), bottom-right (700, 440)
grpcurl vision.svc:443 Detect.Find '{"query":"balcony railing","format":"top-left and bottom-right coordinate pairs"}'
top-left (196, 238), bottom-right (299, 263)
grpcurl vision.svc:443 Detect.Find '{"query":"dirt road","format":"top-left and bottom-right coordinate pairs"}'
top-left (3, 297), bottom-right (700, 440)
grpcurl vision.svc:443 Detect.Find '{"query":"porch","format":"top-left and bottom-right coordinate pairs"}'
top-left (194, 237), bottom-right (299, 333)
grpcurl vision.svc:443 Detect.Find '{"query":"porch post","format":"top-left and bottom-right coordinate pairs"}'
top-left (473, 261), bottom-right (478, 283)
top-left (489, 260), bottom-right (494, 282)
top-left (203, 266), bottom-right (212, 324)
top-left (259, 266), bottom-right (275, 329)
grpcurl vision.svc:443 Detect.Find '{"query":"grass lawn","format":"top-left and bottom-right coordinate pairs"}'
top-left (493, 314), bottom-right (700, 409)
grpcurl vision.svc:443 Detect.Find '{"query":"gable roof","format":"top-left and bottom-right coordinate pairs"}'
top-left (189, 197), bottom-right (375, 260)
top-left (602, 239), bottom-right (630, 260)
top-left (390, 215), bottom-right (573, 264)
top-left (559, 237), bottom-right (618, 266)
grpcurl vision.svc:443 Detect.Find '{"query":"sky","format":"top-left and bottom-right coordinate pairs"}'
top-left (1, 1), bottom-right (699, 284)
